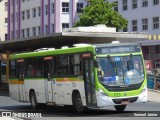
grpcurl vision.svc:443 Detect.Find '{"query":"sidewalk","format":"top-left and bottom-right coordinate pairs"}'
top-left (147, 89), bottom-right (160, 102)
top-left (0, 117), bottom-right (23, 120)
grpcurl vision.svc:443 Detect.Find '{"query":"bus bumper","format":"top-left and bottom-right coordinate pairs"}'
top-left (96, 88), bottom-right (147, 107)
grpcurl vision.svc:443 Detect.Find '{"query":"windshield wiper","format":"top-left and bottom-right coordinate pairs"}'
top-left (127, 54), bottom-right (134, 70)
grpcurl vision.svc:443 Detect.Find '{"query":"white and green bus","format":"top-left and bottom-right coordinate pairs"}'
top-left (9, 43), bottom-right (147, 112)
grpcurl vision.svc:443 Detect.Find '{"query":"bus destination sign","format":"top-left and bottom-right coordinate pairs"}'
top-left (96, 45), bottom-right (141, 54)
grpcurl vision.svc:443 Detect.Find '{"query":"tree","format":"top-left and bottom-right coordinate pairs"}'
top-left (74, 0), bottom-right (128, 31)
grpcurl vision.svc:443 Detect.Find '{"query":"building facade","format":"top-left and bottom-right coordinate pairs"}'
top-left (7, 0), bottom-right (160, 69)
top-left (7, 0), bottom-right (87, 41)
top-left (0, 0), bottom-right (8, 41)
top-left (108, 0), bottom-right (160, 34)
top-left (109, 0), bottom-right (160, 69)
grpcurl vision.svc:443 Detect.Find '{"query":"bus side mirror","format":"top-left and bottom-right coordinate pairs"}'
top-left (94, 60), bottom-right (98, 68)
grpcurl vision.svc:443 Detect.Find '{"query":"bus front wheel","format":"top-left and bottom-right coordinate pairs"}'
top-left (114, 105), bottom-right (126, 112)
top-left (30, 91), bottom-right (38, 110)
top-left (74, 93), bottom-right (85, 112)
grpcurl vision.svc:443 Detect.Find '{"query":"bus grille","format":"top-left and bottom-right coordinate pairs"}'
top-left (112, 97), bottom-right (138, 104)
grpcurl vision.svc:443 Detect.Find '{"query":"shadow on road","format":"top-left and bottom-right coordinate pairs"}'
top-left (0, 104), bottom-right (133, 117)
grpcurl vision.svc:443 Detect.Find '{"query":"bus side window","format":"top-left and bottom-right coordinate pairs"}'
top-left (26, 58), bottom-right (35, 77)
top-left (36, 58), bottom-right (44, 77)
top-left (9, 60), bottom-right (17, 78)
top-left (73, 54), bottom-right (82, 75)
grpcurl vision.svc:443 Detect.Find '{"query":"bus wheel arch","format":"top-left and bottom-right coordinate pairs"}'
top-left (29, 89), bottom-right (38, 110)
top-left (72, 90), bottom-right (85, 112)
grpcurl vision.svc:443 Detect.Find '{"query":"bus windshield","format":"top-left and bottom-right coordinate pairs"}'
top-left (97, 55), bottom-right (144, 86)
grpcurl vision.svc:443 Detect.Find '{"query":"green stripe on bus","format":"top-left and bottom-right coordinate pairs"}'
top-left (10, 46), bottom-right (95, 59)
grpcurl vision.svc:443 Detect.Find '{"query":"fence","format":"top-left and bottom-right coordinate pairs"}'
top-left (147, 74), bottom-right (160, 90)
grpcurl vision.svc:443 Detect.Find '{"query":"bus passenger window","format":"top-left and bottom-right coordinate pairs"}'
top-left (9, 60), bottom-right (16, 78)
top-left (73, 54), bottom-right (82, 75)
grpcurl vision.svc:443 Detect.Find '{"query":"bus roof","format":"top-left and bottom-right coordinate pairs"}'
top-left (10, 43), bottom-right (141, 59)
top-left (10, 46), bottom-right (95, 59)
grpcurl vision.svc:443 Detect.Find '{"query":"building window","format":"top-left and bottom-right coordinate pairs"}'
top-left (52, 24), bottom-right (54, 33)
top-left (132, 0), bottom-right (137, 9)
top-left (153, 0), bottom-right (159, 5)
top-left (62, 23), bottom-right (69, 29)
top-left (26, 28), bottom-right (30, 37)
top-left (16, 30), bottom-right (18, 38)
top-left (153, 17), bottom-right (159, 29)
top-left (5, 18), bottom-right (8, 23)
top-left (62, 2), bottom-right (69, 13)
top-left (77, 3), bottom-right (83, 13)
top-left (113, 1), bottom-right (118, 11)
top-left (5, 34), bottom-right (7, 40)
top-left (16, 13), bottom-right (18, 22)
top-left (45, 5), bottom-right (48, 15)
top-left (45, 25), bottom-right (48, 34)
top-left (38, 26), bottom-right (41, 35)
top-left (32, 8), bottom-right (36, 18)
top-left (38, 7), bottom-right (41, 17)
top-left (21, 11), bottom-right (25, 20)
top-left (132, 20), bottom-right (138, 31)
top-left (142, 18), bottom-right (148, 30)
top-left (5, 2), bottom-right (8, 11)
top-left (142, 0), bottom-right (148, 7)
top-left (52, 3), bottom-right (54, 13)
top-left (22, 0), bottom-right (25, 2)
top-left (32, 27), bottom-right (36, 36)
top-left (10, 31), bottom-right (13, 39)
top-left (122, 0), bottom-right (127, 11)
top-left (26, 10), bottom-right (30, 19)
top-left (21, 29), bottom-right (25, 38)
top-left (155, 45), bottom-right (160, 53)
top-left (123, 28), bottom-right (128, 32)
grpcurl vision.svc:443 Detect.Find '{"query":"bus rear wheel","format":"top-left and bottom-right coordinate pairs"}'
top-left (74, 93), bottom-right (85, 112)
top-left (30, 91), bottom-right (38, 110)
top-left (114, 105), bottom-right (126, 112)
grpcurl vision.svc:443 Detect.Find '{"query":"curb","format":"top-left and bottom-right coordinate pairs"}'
top-left (147, 88), bottom-right (160, 93)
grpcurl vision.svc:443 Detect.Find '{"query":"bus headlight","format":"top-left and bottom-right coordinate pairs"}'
top-left (140, 87), bottom-right (147, 94)
top-left (98, 88), bottom-right (108, 97)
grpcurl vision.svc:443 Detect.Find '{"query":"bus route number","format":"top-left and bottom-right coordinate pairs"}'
top-left (114, 93), bottom-right (121, 97)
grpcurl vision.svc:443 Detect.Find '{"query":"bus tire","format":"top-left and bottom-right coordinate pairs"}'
top-left (74, 93), bottom-right (85, 112)
top-left (114, 105), bottom-right (126, 112)
top-left (30, 91), bottom-right (38, 110)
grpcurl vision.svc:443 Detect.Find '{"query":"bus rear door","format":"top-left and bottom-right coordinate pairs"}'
top-left (44, 57), bottom-right (55, 103)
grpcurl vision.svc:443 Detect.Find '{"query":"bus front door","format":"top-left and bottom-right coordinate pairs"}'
top-left (44, 60), bottom-right (55, 103)
top-left (83, 59), bottom-right (96, 106)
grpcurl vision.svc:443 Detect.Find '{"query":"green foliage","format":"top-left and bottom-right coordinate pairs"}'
top-left (74, 0), bottom-right (128, 31)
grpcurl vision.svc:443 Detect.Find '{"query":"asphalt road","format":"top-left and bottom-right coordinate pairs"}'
top-left (0, 91), bottom-right (160, 120)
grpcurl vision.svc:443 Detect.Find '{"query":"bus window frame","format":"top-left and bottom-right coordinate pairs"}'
top-left (53, 53), bottom-right (83, 77)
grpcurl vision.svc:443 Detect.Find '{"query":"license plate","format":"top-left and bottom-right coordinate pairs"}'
top-left (121, 101), bottom-right (129, 105)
